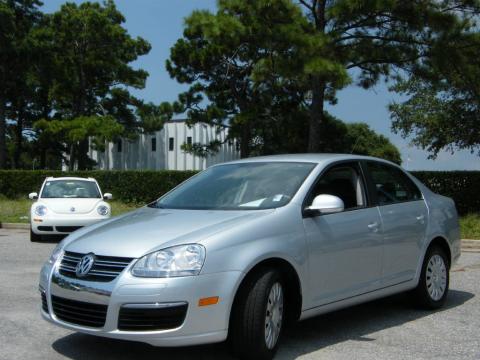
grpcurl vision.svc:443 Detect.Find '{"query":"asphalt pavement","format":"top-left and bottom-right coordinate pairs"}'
top-left (0, 227), bottom-right (479, 360)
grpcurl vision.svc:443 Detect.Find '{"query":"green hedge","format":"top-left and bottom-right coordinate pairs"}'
top-left (0, 170), bottom-right (478, 214)
top-left (0, 170), bottom-right (198, 204)
top-left (411, 171), bottom-right (480, 215)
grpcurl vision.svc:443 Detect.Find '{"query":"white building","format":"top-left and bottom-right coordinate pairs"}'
top-left (88, 120), bottom-right (239, 171)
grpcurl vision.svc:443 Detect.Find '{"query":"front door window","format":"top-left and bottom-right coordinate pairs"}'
top-left (308, 163), bottom-right (366, 211)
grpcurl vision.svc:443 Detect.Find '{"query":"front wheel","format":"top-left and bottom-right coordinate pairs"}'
top-left (230, 268), bottom-right (285, 360)
top-left (414, 246), bottom-right (449, 309)
top-left (30, 228), bottom-right (42, 242)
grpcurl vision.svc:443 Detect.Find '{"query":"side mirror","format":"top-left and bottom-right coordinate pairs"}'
top-left (103, 193), bottom-right (113, 200)
top-left (29, 192), bottom-right (38, 200)
top-left (305, 194), bottom-right (344, 216)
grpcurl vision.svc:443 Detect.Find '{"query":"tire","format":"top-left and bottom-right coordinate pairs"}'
top-left (414, 245), bottom-right (449, 309)
top-left (30, 228), bottom-right (42, 242)
top-left (230, 268), bottom-right (285, 360)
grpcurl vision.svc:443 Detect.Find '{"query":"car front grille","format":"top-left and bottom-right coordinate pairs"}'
top-left (118, 303), bottom-right (188, 331)
top-left (59, 251), bottom-right (134, 282)
top-left (38, 226), bottom-right (53, 231)
top-left (51, 295), bottom-right (107, 328)
top-left (56, 226), bottom-right (83, 233)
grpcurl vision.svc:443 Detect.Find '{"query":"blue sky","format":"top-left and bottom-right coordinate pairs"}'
top-left (42, 0), bottom-right (480, 171)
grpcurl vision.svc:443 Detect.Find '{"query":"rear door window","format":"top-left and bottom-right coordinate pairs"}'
top-left (365, 162), bottom-right (422, 205)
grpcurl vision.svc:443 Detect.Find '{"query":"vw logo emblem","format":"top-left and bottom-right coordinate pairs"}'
top-left (70, 207), bottom-right (76, 212)
top-left (75, 254), bottom-right (95, 278)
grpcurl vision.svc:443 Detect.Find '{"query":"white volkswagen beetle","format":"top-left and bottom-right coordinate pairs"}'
top-left (29, 177), bottom-right (112, 242)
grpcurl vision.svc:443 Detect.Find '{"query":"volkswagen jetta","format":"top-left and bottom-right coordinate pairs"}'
top-left (39, 154), bottom-right (460, 359)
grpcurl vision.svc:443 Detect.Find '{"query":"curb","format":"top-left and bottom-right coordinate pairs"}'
top-left (462, 239), bottom-right (480, 251)
top-left (0, 223), bottom-right (30, 230)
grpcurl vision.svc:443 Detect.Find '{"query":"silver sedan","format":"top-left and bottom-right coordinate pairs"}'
top-left (39, 154), bottom-right (460, 359)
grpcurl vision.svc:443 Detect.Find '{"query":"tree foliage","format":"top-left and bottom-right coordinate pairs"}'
top-left (164, 0), bottom-right (480, 159)
top-left (35, 115), bottom-right (124, 166)
top-left (0, 0), bottom-right (154, 170)
top-left (390, 32), bottom-right (480, 158)
top-left (317, 113), bottom-right (401, 163)
top-left (2, 0), bottom-right (478, 169)
top-left (298, 0), bottom-right (480, 153)
top-left (164, 0), bottom-right (319, 157)
top-left (44, 0), bottom-right (151, 169)
top-left (344, 123), bottom-right (401, 164)
top-left (0, 0), bottom-right (43, 169)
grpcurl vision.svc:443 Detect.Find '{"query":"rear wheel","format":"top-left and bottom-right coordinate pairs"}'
top-left (230, 268), bottom-right (285, 360)
top-left (30, 228), bottom-right (42, 242)
top-left (414, 245), bottom-right (449, 309)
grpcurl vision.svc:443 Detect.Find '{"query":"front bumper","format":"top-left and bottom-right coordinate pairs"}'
top-left (39, 259), bottom-right (242, 346)
top-left (32, 215), bottom-right (108, 234)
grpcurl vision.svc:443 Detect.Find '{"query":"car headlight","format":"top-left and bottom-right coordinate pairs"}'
top-left (97, 205), bottom-right (109, 216)
top-left (48, 242), bottom-right (64, 265)
top-left (34, 205), bottom-right (48, 216)
top-left (131, 244), bottom-right (206, 278)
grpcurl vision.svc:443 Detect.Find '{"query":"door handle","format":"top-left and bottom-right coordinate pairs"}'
top-left (416, 214), bottom-right (425, 223)
top-left (368, 222), bottom-right (379, 232)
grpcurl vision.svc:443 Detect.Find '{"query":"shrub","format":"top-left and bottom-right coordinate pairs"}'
top-left (0, 170), bottom-right (197, 204)
top-left (411, 171), bottom-right (480, 215)
top-left (0, 169), bottom-right (478, 214)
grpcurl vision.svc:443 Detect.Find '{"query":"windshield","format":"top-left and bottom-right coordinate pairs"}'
top-left (41, 180), bottom-right (101, 199)
top-left (152, 162), bottom-right (316, 210)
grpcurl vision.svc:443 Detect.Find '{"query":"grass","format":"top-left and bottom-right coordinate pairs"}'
top-left (0, 198), bottom-right (138, 224)
top-left (459, 213), bottom-right (480, 240)
top-left (1, 198), bottom-right (480, 240)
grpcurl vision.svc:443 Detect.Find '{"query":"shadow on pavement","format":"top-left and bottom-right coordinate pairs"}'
top-left (37, 234), bottom-right (68, 243)
top-left (52, 289), bottom-right (474, 360)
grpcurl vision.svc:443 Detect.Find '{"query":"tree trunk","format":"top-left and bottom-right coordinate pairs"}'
top-left (0, 98), bottom-right (6, 169)
top-left (39, 103), bottom-right (51, 169)
top-left (69, 143), bottom-right (75, 171)
top-left (240, 124), bottom-right (250, 158)
top-left (307, 0), bottom-right (327, 153)
top-left (77, 139), bottom-right (89, 170)
top-left (75, 60), bottom-right (90, 170)
top-left (39, 147), bottom-right (46, 169)
top-left (308, 79), bottom-right (326, 152)
top-left (13, 100), bottom-right (24, 168)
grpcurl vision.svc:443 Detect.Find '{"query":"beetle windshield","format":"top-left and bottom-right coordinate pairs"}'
top-left (41, 180), bottom-right (101, 199)
top-left (152, 162), bottom-right (316, 210)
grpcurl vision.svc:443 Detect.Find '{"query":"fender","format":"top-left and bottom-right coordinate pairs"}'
top-left (413, 233), bottom-right (454, 285)
top-left (224, 250), bottom-right (306, 330)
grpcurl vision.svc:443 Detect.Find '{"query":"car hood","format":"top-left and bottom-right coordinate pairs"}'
top-left (40, 198), bottom-right (103, 214)
top-left (64, 206), bottom-right (274, 258)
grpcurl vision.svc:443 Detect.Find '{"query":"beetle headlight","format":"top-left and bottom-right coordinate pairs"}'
top-left (35, 205), bottom-right (48, 216)
top-left (97, 205), bottom-right (109, 216)
top-left (131, 244), bottom-right (206, 278)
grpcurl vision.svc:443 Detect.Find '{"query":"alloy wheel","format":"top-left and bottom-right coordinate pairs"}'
top-left (426, 254), bottom-right (447, 301)
top-left (264, 282), bottom-right (284, 350)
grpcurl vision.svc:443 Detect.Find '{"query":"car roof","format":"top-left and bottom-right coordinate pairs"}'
top-left (45, 177), bottom-right (97, 182)
top-left (219, 153), bottom-right (398, 167)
